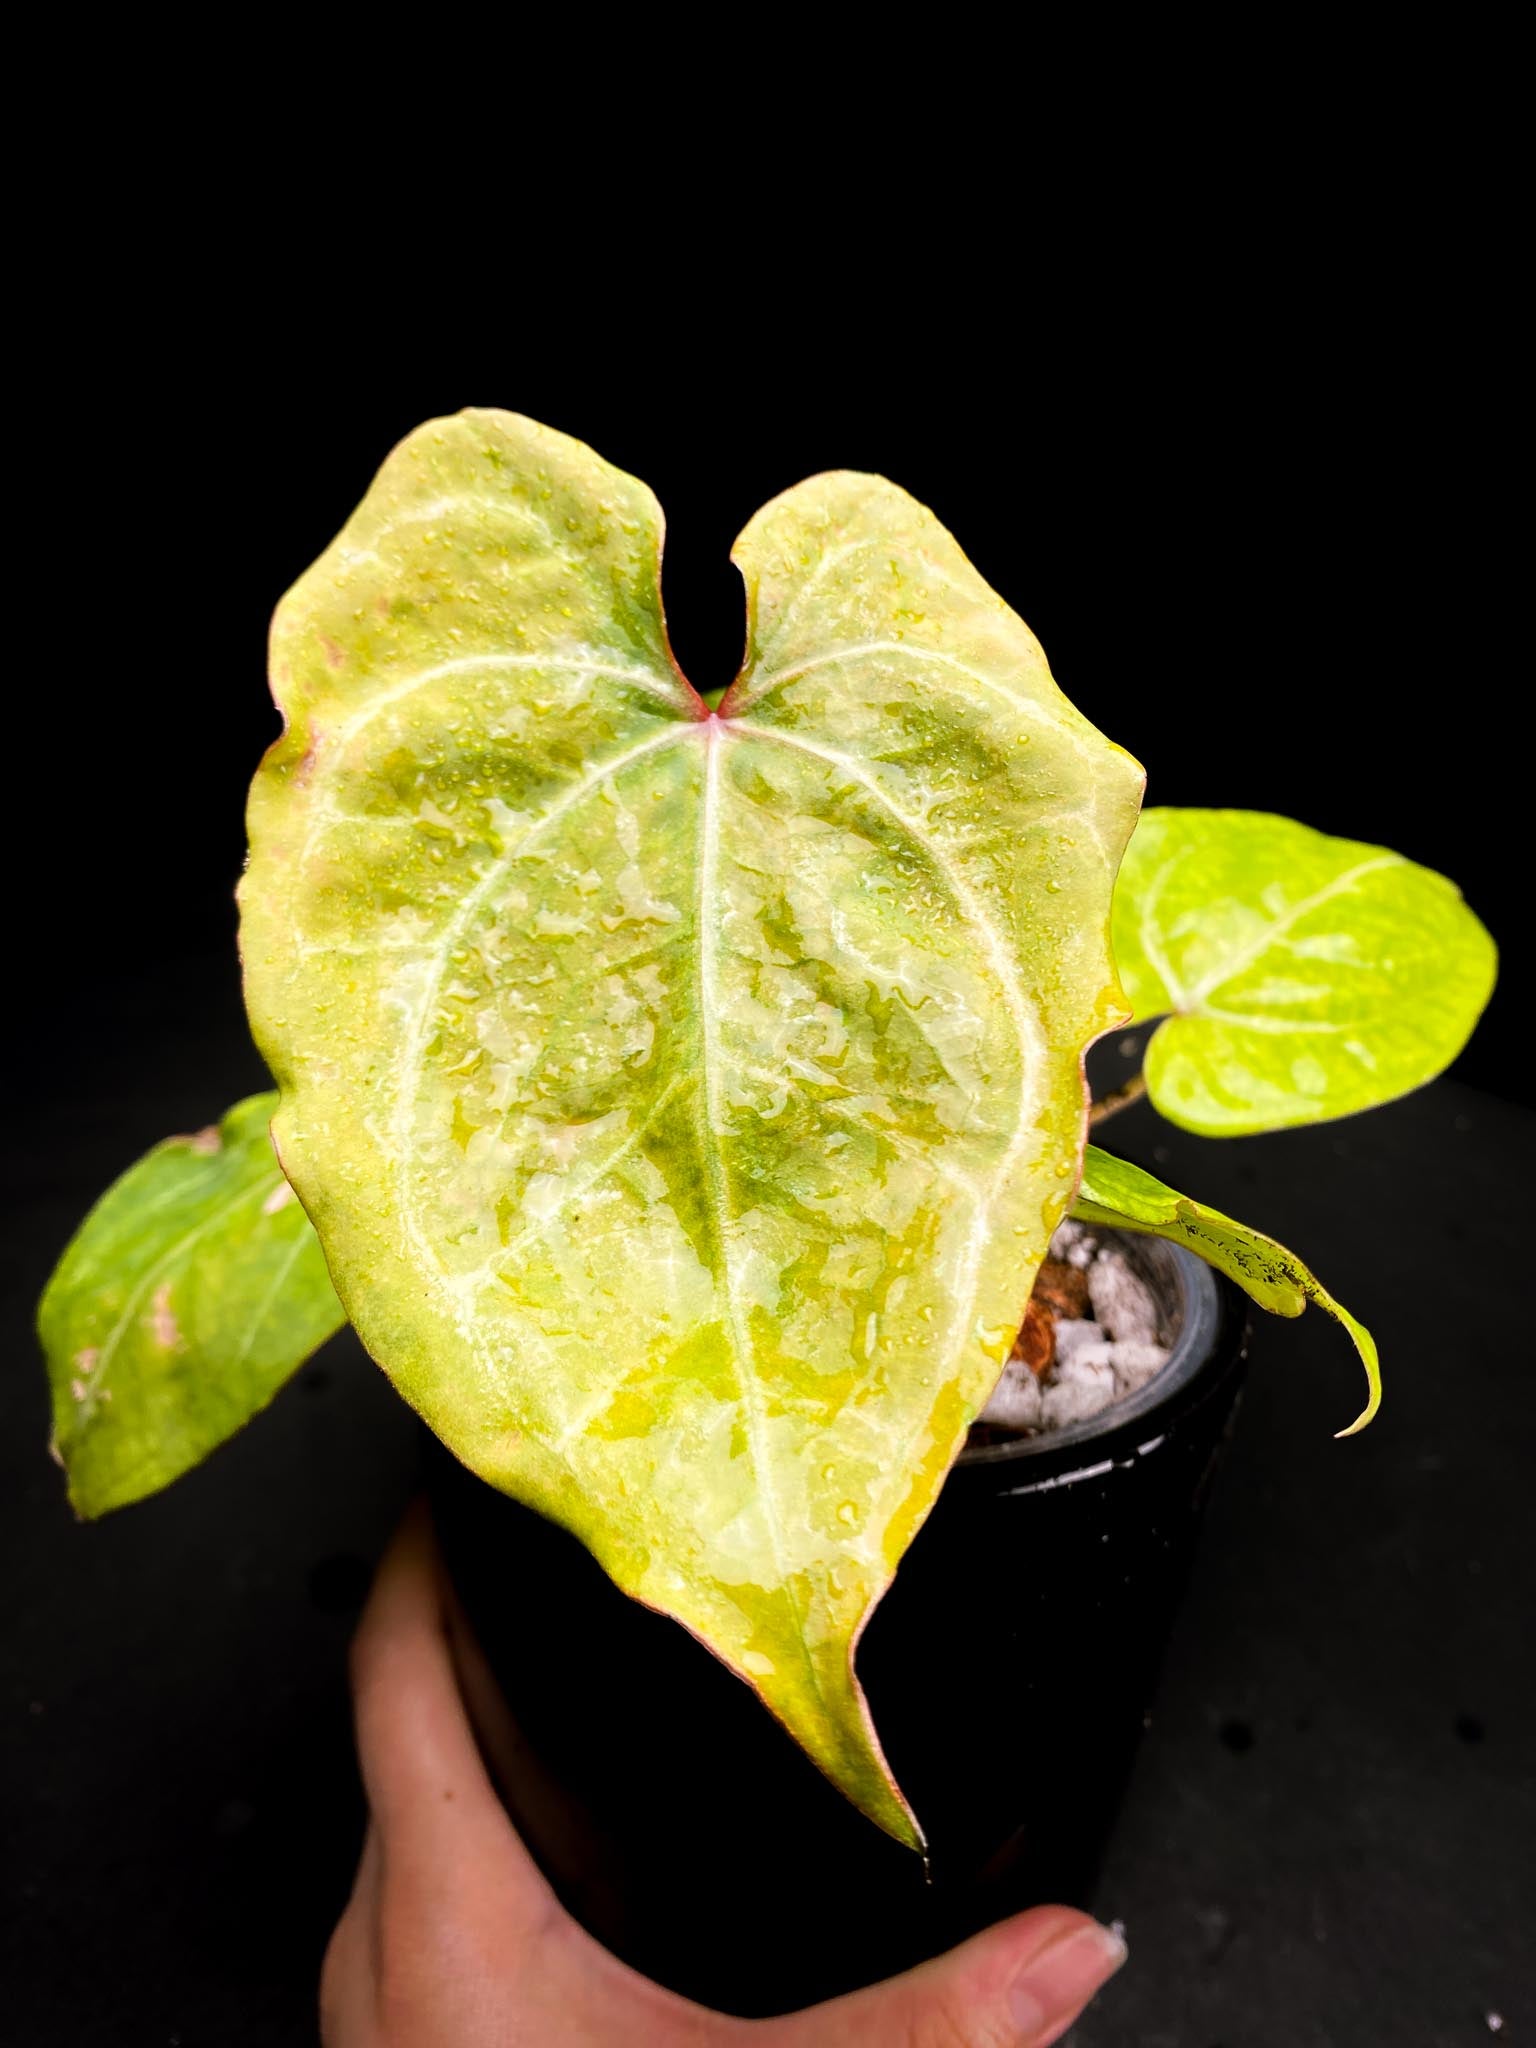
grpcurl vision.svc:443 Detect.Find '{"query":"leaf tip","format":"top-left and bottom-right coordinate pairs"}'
top-left (1326, 1303), bottom-right (1381, 1437)
top-left (857, 1767), bottom-right (926, 1854)
top-left (892, 1807), bottom-right (928, 1855)
top-left (1332, 1384), bottom-right (1382, 1438)
top-left (62, 1468), bottom-right (98, 1523)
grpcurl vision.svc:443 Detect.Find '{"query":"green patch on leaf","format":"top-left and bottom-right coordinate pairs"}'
top-left (1072, 1145), bottom-right (1380, 1435)
top-left (238, 409), bottom-right (1145, 1845)
top-left (1112, 808), bottom-right (1496, 1135)
top-left (39, 1094), bottom-right (344, 1518)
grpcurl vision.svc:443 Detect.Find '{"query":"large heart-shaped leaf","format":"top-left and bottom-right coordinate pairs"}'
top-left (239, 410), bottom-right (1143, 1842)
top-left (38, 1094), bottom-right (344, 1516)
top-left (1112, 808), bottom-right (1496, 1135)
top-left (1073, 1145), bottom-right (1379, 1434)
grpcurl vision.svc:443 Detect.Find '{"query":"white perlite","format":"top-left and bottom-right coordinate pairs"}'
top-left (983, 1365), bottom-right (1043, 1431)
top-left (1052, 1218), bottom-right (1096, 1270)
top-left (1042, 1351), bottom-right (1116, 1430)
top-left (1088, 1247), bottom-right (1161, 1346)
top-left (980, 1225), bottom-right (1171, 1436)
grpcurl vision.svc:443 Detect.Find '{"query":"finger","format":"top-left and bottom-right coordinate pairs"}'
top-left (319, 1824), bottom-right (382, 2047)
top-left (351, 1510), bottom-right (753, 2044)
top-left (348, 1500), bottom-right (554, 1917)
top-left (351, 1821), bottom-right (384, 1959)
top-left (771, 1905), bottom-right (1126, 2048)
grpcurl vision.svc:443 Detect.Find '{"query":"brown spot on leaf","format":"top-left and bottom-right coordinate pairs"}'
top-left (47, 1439), bottom-right (64, 1468)
top-left (69, 1378), bottom-right (87, 1403)
top-left (188, 1125), bottom-right (222, 1156)
top-left (319, 633), bottom-right (346, 669)
top-left (74, 1347), bottom-right (100, 1375)
top-left (148, 1282), bottom-right (180, 1350)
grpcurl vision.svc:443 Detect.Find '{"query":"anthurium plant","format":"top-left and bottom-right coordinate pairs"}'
top-left (39, 411), bottom-right (1495, 1851)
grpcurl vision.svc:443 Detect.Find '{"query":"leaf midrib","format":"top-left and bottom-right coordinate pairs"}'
top-left (366, 700), bottom-right (1049, 1536)
top-left (693, 724), bottom-right (817, 1709)
top-left (1179, 855), bottom-right (1407, 1011)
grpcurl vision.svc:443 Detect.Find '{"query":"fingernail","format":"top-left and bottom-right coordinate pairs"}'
top-left (1008, 1922), bottom-right (1127, 2042)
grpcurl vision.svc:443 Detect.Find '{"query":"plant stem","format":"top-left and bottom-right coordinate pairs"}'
top-left (1089, 1070), bottom-right (1147, 1126)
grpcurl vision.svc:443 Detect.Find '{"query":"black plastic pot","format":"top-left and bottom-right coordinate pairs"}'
top-left (429, 1233), bottom-right (1249, 2018)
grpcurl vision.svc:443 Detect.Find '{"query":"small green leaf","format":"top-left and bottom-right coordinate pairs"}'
top-left (38, 1094), bottom-right (343, 1517)
top-left (1072, 1145), bottom-right (1380, 1435)
top-left (1112, 809), bottom-right (1496, 1135)
top-left (239, 409), bottom-right (1144, 1845)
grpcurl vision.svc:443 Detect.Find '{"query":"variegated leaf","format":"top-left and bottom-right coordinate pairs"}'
top-left (239, 411), bottom-right (1143, 1842)
top-left (1073, 1144), bottom-right (1379, 1434)
top-left (39, 1094), bottom-right (343, 1516)
top-left (1112, 808), bottom-right (1496, 1135)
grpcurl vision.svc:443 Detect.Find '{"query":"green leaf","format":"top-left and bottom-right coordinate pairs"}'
top-left (1072, 1145), bottom-right (1380, 1435)
top-left (1112, 808), bottom-right (1496, 1135)
top-left (239, 409), bottom-right (1144, 1845)
top-left (38, 1094), bottom-right (344, 1518)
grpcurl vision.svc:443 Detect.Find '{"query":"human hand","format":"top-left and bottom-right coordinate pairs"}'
top-left (321, 1506), bottom-right (1127, 2046)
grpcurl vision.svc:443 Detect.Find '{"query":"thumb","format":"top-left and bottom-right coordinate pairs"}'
top-left (775, 1905), bottom-right (1127, 2048)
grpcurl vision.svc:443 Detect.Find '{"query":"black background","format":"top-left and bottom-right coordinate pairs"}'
top-left (6, 215), bottom-right (1530, 2046)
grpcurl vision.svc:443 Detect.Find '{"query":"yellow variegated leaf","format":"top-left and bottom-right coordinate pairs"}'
top-left (239, 411), bottom-right (1143, 1843)
top-left (1112, 808), bottom-right (1496, 1135)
